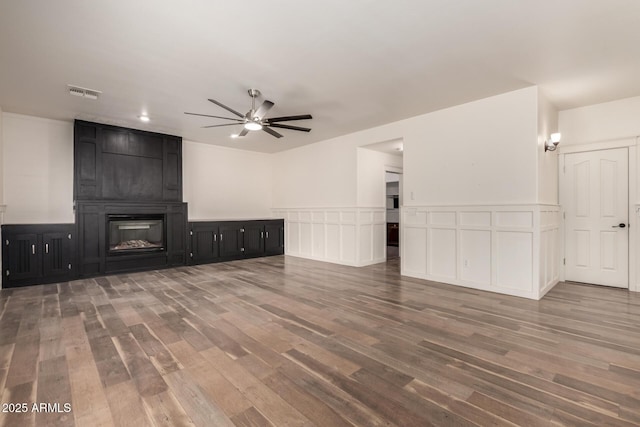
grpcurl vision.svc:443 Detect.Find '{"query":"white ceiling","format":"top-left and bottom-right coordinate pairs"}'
top-left (363, 138), bottom-right (404, 156)
top-left (1, 1), bottom-right (640, 153)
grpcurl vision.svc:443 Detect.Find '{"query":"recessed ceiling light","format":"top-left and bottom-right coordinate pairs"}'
top-left (138, 115), bottom-right (150, 122)
top-left (230, 133), bottom-right (239, 139)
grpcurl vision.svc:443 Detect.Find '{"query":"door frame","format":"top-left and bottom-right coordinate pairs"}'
top-left (558, 138), bottom-right (638, 292)
top-left (385, 166), bottom-right (403, 260)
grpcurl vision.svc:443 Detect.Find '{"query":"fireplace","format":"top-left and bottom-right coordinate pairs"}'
top-left (107, 214), bottom-right (165, 255)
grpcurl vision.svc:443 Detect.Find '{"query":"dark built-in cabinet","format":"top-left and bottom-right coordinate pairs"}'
top-left (189, 219), bottom-right (284, 265)
top-left (2, 224), bottom-right (76, 288)
top-left (74, 120), bottom-right (182, 202)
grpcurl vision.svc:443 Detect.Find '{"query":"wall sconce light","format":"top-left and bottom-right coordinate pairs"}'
top-left (545, 132), bottom-right (561, 152)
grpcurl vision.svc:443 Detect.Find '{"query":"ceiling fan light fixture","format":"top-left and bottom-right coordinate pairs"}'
top-left (187, 89), bottom-right (312, 139)
top-left (244, 121), bottom-right (262, 131)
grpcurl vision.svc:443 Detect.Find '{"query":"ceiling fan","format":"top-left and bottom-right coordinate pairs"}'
top-left (185, 89), bottom-right (312, 139)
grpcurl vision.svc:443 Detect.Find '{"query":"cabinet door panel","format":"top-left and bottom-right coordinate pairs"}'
top-left (6, 234), bottom-right (40, 281)
top-left (243, 224), bottom-right (265, 256)
top-left (43, 232), bottom-right (71, 277)
top-left (265, 221), bottom-right (285, 255)
top-left (191, 226), bottom-right (219, 264)
top-left (219, 224), bottom-right (243, 258)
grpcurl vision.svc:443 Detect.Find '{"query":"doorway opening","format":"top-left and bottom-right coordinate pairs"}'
top-left (386, 171), bottom-right (401, 261)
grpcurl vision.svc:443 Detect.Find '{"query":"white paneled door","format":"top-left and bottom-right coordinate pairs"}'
top-left (563, 148), bottom-right (629, 288)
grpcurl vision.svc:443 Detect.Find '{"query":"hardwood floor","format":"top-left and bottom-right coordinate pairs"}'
top-left (1, 255), bottom-right (639, 426)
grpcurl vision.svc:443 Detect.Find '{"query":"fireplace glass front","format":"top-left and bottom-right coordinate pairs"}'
top-left (108, 214), bottom-right (165, 254)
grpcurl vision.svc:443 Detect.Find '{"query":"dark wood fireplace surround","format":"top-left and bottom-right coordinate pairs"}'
top-left (73, 120), bottom-right (188, 277)
top-left (2, 120), bottom-right (284, 288)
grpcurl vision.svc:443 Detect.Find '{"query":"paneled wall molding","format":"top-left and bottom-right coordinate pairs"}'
top-left (272, 207), bottom-right (386, 267)
top-left (634, 203), bottom-right (640, 293)
top-left (402, 204), bottom-right (561, 300)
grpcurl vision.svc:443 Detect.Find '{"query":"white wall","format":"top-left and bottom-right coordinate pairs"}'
top-left (2, 113), bottom-right (74, 224)
top-left (274, 87), bottom-right (540, 208)
top-left (272, 148), bottom-right (401, 267)
top-left (182, 140), bottom-right (273, 220)
top-left (560, 95), bottom-right (640, 146)
top-left (272, 137), bottom-right (359, 208)
top-left (404, 87), bottom-right (539, 206)
top-left (271, 130), bottom-right (405, 266)
top-left (272, 87), bottom-right (560, 298)
top-left (537, 89), bottom-right (559, 205)
top-left (357, 148), bottom-right (403, 207)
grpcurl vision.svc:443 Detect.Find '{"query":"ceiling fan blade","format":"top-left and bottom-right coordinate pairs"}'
top-left (255, 100), bottom-right (274, 119)
top-left (237, 128), bottom-right (249, 137)
top-left (185, 112), bottom-right (244, 122)
top-left (265, 114), bottom-right (312, 123)
top-left (202, 123), bottom-right (242, 128)
top-left (268, 123), bottom-right (311, 132)
top-left (262, 127), bottom-right (283, 138)
top-left (208, 98), bottom-right (245, 118)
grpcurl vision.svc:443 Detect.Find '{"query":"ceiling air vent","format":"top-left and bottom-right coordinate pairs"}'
top-left (68, 85), bottom-right (101, 100)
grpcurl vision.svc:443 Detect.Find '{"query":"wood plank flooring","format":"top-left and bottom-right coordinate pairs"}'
top-left (1, 255), bottom-right (639, 426)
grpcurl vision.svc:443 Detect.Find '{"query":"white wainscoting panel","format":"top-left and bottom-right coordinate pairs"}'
top-left (312, 223), bottom-right (325, 257)
top-left (299, 222), bottom-right (312, 255)
top-left (539, 207), bottom-right (561, 298)
top-left (402, 205), bottom-right (561, 300)
top-left (288, 221), bottom-right (300, 254)
top-left (342, 224), bottom-right (357, 263)
top-left (634, 204), bottom-right (640, 293)
top-left (273, 208), bottom-right (386, 267)
top-left (360, 224), bottom-right (373, 263)
top-left (496, 231), bottom-right (533, 292)
top-left (460, 230), bottom-right (491, 285)
top-left (274, 205), bottom-right (561, 299)
top-left (460, 212), bottom-right (491, 227)
top-left (403, 227), bottom-right (428, 276)
top-left (428, 228), bottom-right (457, 279)
top-left (326, 224), bottom-right (341, 262)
